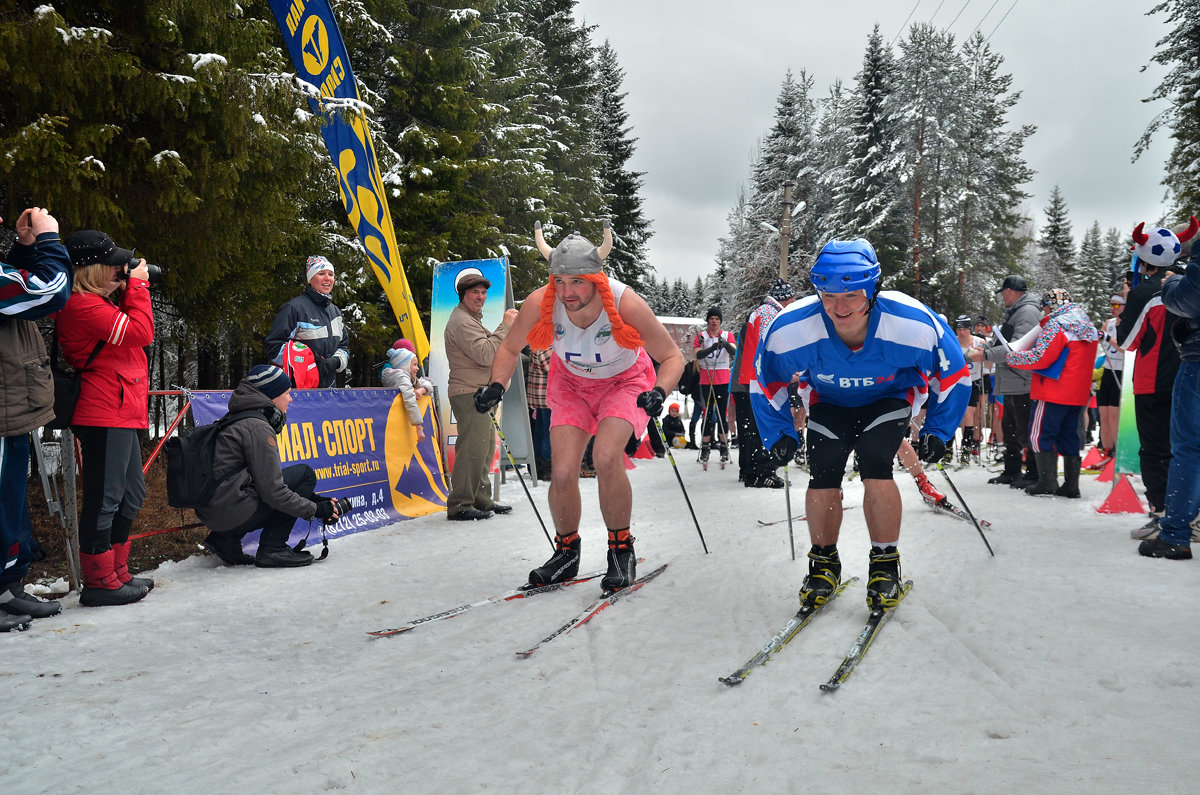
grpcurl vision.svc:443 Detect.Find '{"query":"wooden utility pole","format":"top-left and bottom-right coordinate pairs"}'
top-left (780, 181), bottom-right (794, 279)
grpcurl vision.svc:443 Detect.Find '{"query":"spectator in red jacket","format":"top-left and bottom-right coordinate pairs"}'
top-left (1006, 288), bottom-right (1100, 498)
top-left (58, 231), bottom-right (156, 607)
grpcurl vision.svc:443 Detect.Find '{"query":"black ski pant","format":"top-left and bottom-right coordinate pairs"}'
top-left (732, 391), bottom-right (767, 481)
top-left (226, 464), bottom-right (317, 551)
top-left (1000, 392), bottom-right (1032, 474)
top-left (1135, 391), bottom-right (1173, 512)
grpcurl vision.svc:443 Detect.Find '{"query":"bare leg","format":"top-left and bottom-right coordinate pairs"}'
top-left (592, 416), bottom-right (636, 530)
top-left (548, 425), bottom-right (589, 538)
top-left (862, 479), bottom-right (901, 545)
top-left (806, 488), bottom-right (843, 547)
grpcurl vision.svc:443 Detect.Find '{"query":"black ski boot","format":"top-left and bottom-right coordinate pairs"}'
top-left (528, 532), bottom-right (581, 586)
top-left (798, 545), bottom-right (841, 607)
top-left (1024, 451), bottom-right (1060, 496)
top-left (1010, 454), bottom-right (1039, 490)
top-left (866, 546), bottom-right (902, 611)
top-left (719, 442), bottom-right (730, 465)
top-left (600, 528), bottom-right (636, 591)
top-left (699, 443), bottom-right (710, 463)
top-left (1055, 455), bottom-right (1082, 498)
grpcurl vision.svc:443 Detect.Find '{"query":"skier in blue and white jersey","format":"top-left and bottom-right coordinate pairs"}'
top-left (751, 239), bottom-right (970, 612)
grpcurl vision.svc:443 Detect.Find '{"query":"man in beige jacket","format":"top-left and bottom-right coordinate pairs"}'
top-left (444, 270), bottom-right (518, 520)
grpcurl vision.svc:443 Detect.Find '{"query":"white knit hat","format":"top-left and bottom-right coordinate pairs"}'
top-left (306, 255), bottom-right (334, 282)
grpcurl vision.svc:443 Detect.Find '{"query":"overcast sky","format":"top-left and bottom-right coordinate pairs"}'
top-left (573, 0), bottom-right (1173, 284)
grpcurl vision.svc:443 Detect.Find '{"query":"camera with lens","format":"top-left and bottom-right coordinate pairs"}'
top-left (118, 256), bottom-right (164, 285)
top-left (322, 497), bottom-right (353, 526)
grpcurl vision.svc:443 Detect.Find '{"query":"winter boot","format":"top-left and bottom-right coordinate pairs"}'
top-left (1055, 455), bottom-right (1082, 498)
top-left (988, 467), bottom-right (1020, 485)
top-left (798, 545), bottom-right (841, 608)
top-left (1138, 537), bottom-right (1193, 560)
top-left (528, 532), bottom-right (581, 586)
top-left (112, 540), bottom-right (155, 592)
top-left (699, 443), bottom-right (710, 463)
top-left (866, 546), bottom-right (903, 611)
top-left (0, 582), bottom-right (61, 619)
top-left (1011, 454), bottom-right (1039, 490)
top-left (1131, 511), bottom-right (1164, 540)
top-left (1024, 452), bottom-right (1060, 496)
top-left (204, 532), bottom-right (255, 566)
top-left (255, 523), bottom-right (313, 568)
top-left (601, 528), bottom-right (636, 591)
top-left (757, 472), bottom-right (785, 489)
top-left (79, 550), bottom-right (149, 607)
top-left (1, 613), bottom-right (33, 632)
top-left (915, 472), bottom-right (948, 507)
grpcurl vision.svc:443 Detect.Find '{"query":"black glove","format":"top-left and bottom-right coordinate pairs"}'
top-left (636, 386), bottom-right (667, 417)
top-left (918, 434), bottom-right (946, 464)
top-left (317, 357), bottom-right (338, 378)
top-left (787, 383), bottom-right (803, 410)
top-left (314, 498), bottom-right (335, 522)
top-left (474, 382), bottom-right (505, 413)
top-left (768, 435), bottom-right (799, 467)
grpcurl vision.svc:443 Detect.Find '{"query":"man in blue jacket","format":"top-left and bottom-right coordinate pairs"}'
top-left (0, 208), bottom-right (72, 630)
top-left (753, 239), bottom-right (969, 611)
top-left (1139, 252), bottom-right (1200, 560)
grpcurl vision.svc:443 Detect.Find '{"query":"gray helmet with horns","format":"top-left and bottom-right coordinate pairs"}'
top-left (534, 220), bottom-right (613, 276)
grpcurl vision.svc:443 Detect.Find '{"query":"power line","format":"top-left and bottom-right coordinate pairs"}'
top-left (892, 0), bottom-right (924, 46)
top-left (927, 0), bottom-right (949, 24)
top-left (985, 0), bottom-right (1019, 43)
top-left (946, 0), bottom-right (972, 30)
top-left (969, 0), bottom-right (1002, 39)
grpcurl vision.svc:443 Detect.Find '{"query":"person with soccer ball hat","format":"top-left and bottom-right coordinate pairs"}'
top-left (473, 221), bottom-right (684, 592)
top-left (751, 239), bottom-right (970, 612)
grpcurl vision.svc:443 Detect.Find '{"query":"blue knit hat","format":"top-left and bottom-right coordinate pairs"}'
top-left (244, 364), bottom-right (291, 399)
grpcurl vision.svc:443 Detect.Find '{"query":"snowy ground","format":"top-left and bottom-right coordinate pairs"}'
top-left (5, 453), bottom-right (1198, 795)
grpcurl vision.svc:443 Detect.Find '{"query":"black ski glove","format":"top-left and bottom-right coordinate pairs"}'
top-left (314, 498), bottom-right (335, 522)
top-left (787, 382), bottom-right (804, 410)
top-left (768, 435), bottom-right (799, 467)
top-left (918, 434), bottom-right (946, 464)
top-left (474, 382), bottom-right (505, 413)
top-left (317, 356), bottom-right (338, 378)
top-left (636, 386), bottom-right (667, 417)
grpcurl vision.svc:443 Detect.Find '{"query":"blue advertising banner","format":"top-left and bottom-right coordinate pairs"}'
top-left (189, 388), bottom-right (446, 549)
top-left (267, 0), bottom-right (431, 360)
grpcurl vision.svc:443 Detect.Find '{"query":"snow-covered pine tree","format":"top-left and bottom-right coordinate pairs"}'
top-left (893, 24), bottom-right (968, 304)
top-left (1102, 226), bottom-right (1132, 296)
top-left (1137, 0), bottom-right (1200, 216)
top-left (829, 25), bottom-right (909, 278)
top-left (1034, 186), bottom-right (1076, 294)
top-left (594, 40), bottom-right (653, 292)
top-left (1076, 221), bottom-right (1111, 320)
top-left (952, 32), bottom-right (1034, 314)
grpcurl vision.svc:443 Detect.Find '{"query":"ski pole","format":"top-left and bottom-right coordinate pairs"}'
top-left (935, 462), bottom-right (994, 556)
top-left (655, 417), bottom-right (710, 554)
top-left (489, 413), bottom-right (554, 551)
top-left (783, 462), bottom-right (796, 561)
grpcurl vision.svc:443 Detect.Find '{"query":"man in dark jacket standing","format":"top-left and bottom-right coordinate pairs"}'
top-left (0, 208), bottom-right (71, 630)
top-left (970, 275), bottom-right (1041, 486)
top-left (1139, 250), bottom-right (1200, 559)
top-left (265, 256), bottom-right (350, 388)
top-left (196, 365), bottom-right (342, 568)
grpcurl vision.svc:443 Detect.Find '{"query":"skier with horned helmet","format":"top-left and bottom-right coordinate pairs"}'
top-left (474, 221), bottom-right (684, 591)
top-left (752, 238), bottom-right (970, 611)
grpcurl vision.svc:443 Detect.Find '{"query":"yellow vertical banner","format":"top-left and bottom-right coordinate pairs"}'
top-left (269, 0), bottom-right (430, 361)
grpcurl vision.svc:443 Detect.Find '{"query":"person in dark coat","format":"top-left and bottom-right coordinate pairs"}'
top-left (265, 256), bottom-right (350, 388)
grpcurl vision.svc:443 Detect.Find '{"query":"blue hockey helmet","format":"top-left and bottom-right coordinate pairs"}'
top-left (810, 239), bottom-right (881, 294)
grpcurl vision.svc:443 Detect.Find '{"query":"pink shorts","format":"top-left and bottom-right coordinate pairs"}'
top-left (547, 348), bottom-right (656, 435)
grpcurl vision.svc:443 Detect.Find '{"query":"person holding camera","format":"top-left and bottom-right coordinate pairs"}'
top-left (196, 365), bottom-right (345, 568)
top-left (58, 231), bottom-right (157, 606)
top-left (1, 208), bottom-right (73, 630)
top-left (265, 255), bottom-right (349, 388)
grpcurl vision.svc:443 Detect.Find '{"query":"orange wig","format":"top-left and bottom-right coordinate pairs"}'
top-left (526, 274), bottom-right (644, 351)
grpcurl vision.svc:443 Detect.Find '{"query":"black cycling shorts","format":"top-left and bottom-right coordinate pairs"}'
top-left (806, 398), bottom-right (911, 489)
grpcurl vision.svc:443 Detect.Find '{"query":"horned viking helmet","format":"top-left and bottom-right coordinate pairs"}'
top-left (534, 220), bottom-right (613, 275)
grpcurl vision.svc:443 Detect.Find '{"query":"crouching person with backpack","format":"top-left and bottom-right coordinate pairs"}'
top-left (196, 365), bottom-right (342, 568)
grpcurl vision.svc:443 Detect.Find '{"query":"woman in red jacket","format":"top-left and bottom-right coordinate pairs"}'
top-left (58, 231), bottom-right (155, 607)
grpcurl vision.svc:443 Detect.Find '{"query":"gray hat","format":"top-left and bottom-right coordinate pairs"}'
top-left (534, 220), bottom-right (613, 276)
top-left (996, 275), bottom-right (1028, 293)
